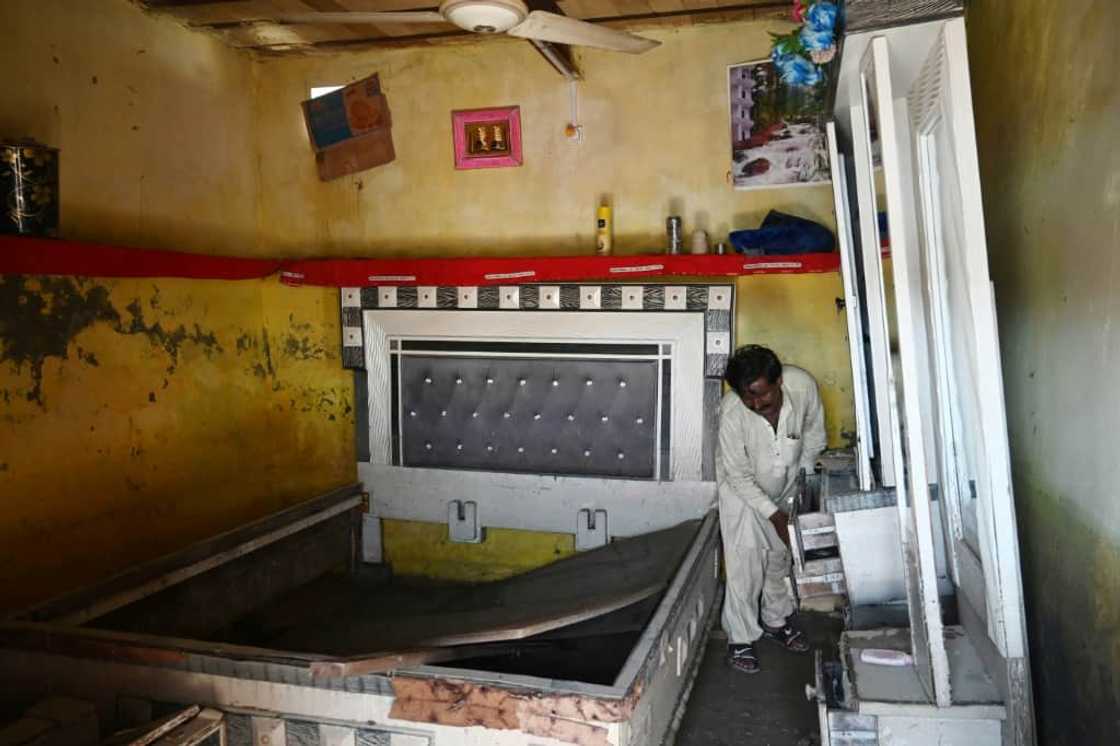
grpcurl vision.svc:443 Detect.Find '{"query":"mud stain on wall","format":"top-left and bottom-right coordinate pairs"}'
top-left (282, 314), bottom-right (329, 362)
top-left (121, 298), bottom-right (223, 374)
top-left (0, 276), bottom-right (118, 405)
top-left (0, 275), bottom-right (223, 406)
top-left (0, 275), bottom-right (356, 612)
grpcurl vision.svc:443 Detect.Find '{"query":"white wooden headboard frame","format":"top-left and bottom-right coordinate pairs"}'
top-left (338, 283), bottom-right (734, 555)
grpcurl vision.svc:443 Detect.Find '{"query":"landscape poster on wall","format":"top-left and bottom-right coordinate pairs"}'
top-left (728, 60), bottom-right (830, 190)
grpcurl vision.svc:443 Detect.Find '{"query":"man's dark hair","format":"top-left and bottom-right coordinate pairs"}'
top-left (724, 345), bottom-right (783, 390)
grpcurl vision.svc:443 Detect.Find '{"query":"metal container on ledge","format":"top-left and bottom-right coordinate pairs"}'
top-left (1, 139), bottom-right (60, 237)
top-left (666, 216), bottom-right (683, 254)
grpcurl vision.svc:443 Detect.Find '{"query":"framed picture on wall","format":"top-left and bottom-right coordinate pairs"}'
top-left (452, 106), bottom-right (523, 170)
top-left (728, 60), bottom-right (829, 189)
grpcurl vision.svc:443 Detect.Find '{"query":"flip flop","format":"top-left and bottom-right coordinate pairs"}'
top-left (728, 643), bottom-right (761, 674)
top-left (761, 622), bottom-right (811, 653)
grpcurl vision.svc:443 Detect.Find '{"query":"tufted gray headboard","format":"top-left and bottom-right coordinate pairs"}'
top-left (343, 283), bottom-right (733, 547)
top-left (396, 343), bottom-right (668, 480)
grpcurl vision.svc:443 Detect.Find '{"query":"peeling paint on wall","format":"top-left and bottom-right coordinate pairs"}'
top-left (0, 276), bottom-right (118, 404)
top-left (283, 314), bottom-right (329, 362)
top-left (0, 276), bottom-right (225, 406)
top-left (0, 275), bottom-right (355, 612)
top-left (120, 297), bottom-right (223, 372)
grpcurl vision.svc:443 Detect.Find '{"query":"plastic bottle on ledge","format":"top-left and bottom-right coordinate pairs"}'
top-left (595, 202), bottom-right (613, 256)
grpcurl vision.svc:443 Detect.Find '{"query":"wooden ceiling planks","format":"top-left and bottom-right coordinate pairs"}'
top-left (213, 21), bottom-right (361, 48)
top-left (152, 0), bottom-right (322, 25)
top-left (131, 0), bottom-right (789, 54)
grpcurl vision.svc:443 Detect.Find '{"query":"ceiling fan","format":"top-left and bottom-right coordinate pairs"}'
top-left (276, 0), bottom-right (661, 54)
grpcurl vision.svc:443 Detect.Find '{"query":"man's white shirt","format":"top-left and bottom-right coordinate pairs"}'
top-left (715, 365), bottom-right (828, 519)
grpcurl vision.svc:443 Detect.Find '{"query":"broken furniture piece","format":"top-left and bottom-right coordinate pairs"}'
top-left (806, 2), bottom-right (1036, 744)
top-left (1, 286), bottom-right (731, 745)
top-left (0, 486), bottom-right (720, 745)
top-left (789, 463), bottom-right (955, 611)
top-left (787, 459), bottom-right (848, 604)
top-left (1, 281), bottom-right (732, 746)
top-left (102, 706), bottom-right (225, 746)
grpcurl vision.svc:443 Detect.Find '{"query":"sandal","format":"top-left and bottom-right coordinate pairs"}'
top-left (728, 643), bottom-right (760, 674)
top-left (761, 621), bottom-right (810, 653)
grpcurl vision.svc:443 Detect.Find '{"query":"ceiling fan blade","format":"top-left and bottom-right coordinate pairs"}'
top-left (276, 11), bottom-right (448, 25)
top-left (507, 11), bottom-right (659, 53)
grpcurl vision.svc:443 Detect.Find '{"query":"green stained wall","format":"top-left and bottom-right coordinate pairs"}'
top-left (968, 0), bottom-right (1120, 740)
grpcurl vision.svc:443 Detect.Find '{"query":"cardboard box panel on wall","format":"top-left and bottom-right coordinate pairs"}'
top-left (302, 73), bottom-right (395, 181)
top-left (302, 74), bottom-right (388, 151)
top-left (315, 129), bottom-right (396, 182)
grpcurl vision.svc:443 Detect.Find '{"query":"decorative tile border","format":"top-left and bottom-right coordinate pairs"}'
top-left (340, 284), bottom-right (735, 381)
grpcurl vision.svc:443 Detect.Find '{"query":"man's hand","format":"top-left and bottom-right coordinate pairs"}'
top-left (769, 510), bottom-right (792, 547)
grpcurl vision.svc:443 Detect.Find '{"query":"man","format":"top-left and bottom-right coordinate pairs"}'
top-left (716, 345), bottom-right (827, 673)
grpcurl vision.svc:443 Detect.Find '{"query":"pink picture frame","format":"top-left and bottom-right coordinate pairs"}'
top-left (452, 106), bottom-right (523, 170)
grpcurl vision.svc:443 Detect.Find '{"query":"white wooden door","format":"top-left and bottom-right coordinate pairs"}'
top-left (905, 17), bottom-right (1034, 742)
top-left (847, 98), bottom-right (897, 489)
top-left (853, 34), bottom-right (951, 707)
top-left (826, 122), bottom-right (874, 491)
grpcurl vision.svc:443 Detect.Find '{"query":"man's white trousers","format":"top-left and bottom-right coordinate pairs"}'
top-left (718, 494), bottom-right (796, 644)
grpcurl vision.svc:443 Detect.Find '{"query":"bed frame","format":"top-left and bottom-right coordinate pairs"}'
top-left (0, 282), bottom-right (733, 745)
top-left (0, 485), bottom-right (721, 745)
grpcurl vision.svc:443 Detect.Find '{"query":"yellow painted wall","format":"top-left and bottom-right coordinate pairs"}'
top-left (735, 272), bottom-right (854, 447)
top-left (0, 276), bottom-right (355, 611)
top-left (383, 520), bottom-right (575, 582)
top-left (0, 0), bottom-right (258, 255)
top-left (0, 3), bottom-right (856, 599)
top-left (253, 22), bottom-right (838, 258)
top-left (0, 0), bottom-right (354, 612)
top-left (251, 19), bottom-right (855, 443)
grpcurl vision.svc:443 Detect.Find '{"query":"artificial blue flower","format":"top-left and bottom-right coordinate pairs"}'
top-left (806, 1), bottom-right (838, 32)
top-left (774, 53), bottom-right (822, 87)
top-left (799, 24), bottom-right (834, 52)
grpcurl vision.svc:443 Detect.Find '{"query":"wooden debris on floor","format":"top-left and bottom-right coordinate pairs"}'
top-left (101, 707), bottom-right (224, 746)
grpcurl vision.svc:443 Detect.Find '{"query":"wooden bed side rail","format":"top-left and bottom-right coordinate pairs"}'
top-left (0, 620), bottom-right (329, 669)
top-left (10, 483), bottom-right (364, 625)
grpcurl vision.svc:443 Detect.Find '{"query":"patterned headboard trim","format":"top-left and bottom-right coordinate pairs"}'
top-left (340, 284), bottom-right (733, 379)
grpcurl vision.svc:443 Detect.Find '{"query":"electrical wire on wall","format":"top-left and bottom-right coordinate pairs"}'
top-left (564, 79), bottom-right (583, 144)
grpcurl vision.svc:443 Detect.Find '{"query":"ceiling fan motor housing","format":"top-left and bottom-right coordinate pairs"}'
top-left (440, 0), bottom-right (529, 33)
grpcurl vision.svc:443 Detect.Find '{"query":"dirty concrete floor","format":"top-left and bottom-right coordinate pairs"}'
top-left (675, 613), bottom-right (841, 746)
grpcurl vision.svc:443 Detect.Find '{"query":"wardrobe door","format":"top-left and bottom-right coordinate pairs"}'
top-left (848, 94), bottom-right (897, 489)
top-left (826, 121), bottom-right (874, 490)
top-left (855, 33), bottom-right (951, 707)
top-left (907, 17), bottom-right (1034, 742)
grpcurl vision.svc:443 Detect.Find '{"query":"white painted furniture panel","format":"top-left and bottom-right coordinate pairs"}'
top-left (827, 122), bottom-right (874, 490)
top-left (908, 17), bottom-right (1027, 662)
top-left (833, 14), bottom-right (1036, 745)
top-left (361, 463), bottom-right (715, 538)
top-left (858, 34), bottom-right (950, 707)
top-left (362, 310), bottom-right (706, 482)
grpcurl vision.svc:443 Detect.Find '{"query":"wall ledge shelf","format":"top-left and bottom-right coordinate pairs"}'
top-left (281, 252), bottom-right (841, 287)
top-left (0, 236), bottom-right (840, 286)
